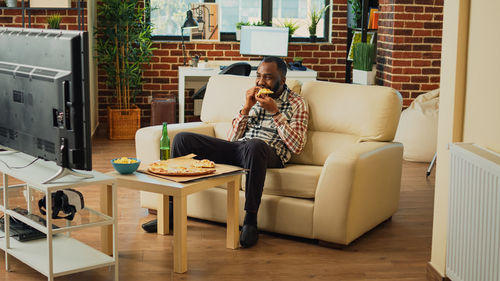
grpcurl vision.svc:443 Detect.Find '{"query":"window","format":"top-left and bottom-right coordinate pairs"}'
top-left (150, 0), bottom-right (201, 38)
top-left (272, 0), bottom-right (328, 40)
top-left (150, 0), bottom-right (330, 42)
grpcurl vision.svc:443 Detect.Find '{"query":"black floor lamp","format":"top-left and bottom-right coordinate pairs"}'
top-left (181, 10), bottom-right (198, 66)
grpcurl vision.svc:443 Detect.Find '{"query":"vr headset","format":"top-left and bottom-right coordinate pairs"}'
top-left (38, 189), bottom-right (84, 221)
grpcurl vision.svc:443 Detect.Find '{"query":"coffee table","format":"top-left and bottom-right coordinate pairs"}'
top-left (102, 169), bottom-right (243, 273)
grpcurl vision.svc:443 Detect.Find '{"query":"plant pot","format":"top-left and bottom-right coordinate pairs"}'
top-left (309, 35), bottom-right (317, 43)
top-left (352, 65), bottom-right (376, 85)
top-left (236, 29), bottom-right (241, 41)
top-left (6, 0), bottom-right (17, 7)
top-left (107, 105), bottom-right (141, 140)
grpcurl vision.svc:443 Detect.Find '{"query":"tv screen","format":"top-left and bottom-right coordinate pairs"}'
top-left (0, 27), bottom-right (91, 172)
top-left (239, 26), bottom-right (289, 57)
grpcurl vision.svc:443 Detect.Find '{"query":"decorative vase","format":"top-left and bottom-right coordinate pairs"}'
top-left (309, 35), bottom-right (317, 43)
top-left (236, 29), bottom-right (241, 41)
top-left (352, 65), bottom-right (376, 85)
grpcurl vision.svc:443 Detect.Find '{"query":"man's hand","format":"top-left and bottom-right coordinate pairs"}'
top-left (255, 92), bottom-right (279, 115)
top-left (241, 87), bottom-right (260, 115)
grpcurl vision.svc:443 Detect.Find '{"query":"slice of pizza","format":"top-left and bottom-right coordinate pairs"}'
top-left (192, 159), bottom-right (216, 168)
top-left (256, 88), bottom-right (274, 98)
top-left (147, 160), bottom-right (216, 176)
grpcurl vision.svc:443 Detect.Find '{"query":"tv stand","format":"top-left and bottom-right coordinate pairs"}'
top-left (0, 150), bottom-right (118, 281)
top-left (43, 167), bottom-right (94, 184)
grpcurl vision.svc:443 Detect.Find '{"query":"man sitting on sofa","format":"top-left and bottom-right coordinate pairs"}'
top-left (172, 56), bottom-right (309, 248)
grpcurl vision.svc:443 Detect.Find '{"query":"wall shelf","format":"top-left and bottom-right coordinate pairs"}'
top-left (345, 0), bottom-right (378, 83)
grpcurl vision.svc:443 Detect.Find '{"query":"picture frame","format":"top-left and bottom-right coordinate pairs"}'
top-left (348, 31), bottom-right (376, 61)
top-left (189, 3), bottom-right (220, 41)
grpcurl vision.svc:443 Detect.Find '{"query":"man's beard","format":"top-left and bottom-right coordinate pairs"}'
top-left (268, 80), bottom-right (281, 98)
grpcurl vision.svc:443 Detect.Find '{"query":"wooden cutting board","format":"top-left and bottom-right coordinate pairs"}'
top-left (137, 154), bottom-right (246, 183)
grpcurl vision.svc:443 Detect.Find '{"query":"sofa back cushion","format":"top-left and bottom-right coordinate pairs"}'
top-left (201, 75), bottom-right (253, 124)
top-left (301, 81), bottom-right (402, 142)
top-left (290, 81), bottom-right (402, 165)
top-left (201, 76), bottom-right (402, 166)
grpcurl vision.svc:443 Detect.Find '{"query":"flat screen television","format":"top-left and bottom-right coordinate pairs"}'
top-left (0, 27), bottom-right (92, 182)
top-left (239, 26), bottom-right (289, 57)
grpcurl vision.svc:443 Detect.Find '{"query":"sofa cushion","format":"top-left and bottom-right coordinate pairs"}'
top-left (301, 81), bottom-right (402, 142)
top-left (218, 164), bottom-right (322, 199)
top-left (260, 164), bottom-right (322, 199)
top-left (290, 131), bottom-right (359, 166)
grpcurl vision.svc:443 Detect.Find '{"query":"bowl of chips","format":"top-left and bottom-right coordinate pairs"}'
top-left (111, 157), bottom-right (141, 174)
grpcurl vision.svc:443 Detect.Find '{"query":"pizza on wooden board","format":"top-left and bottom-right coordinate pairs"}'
top-left (148, 159), bottom-right (216, 176)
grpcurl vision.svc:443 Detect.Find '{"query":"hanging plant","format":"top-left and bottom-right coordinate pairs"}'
top-left (94, 0), bottom-right (156, 110)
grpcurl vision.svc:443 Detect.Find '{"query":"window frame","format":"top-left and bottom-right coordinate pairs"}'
top-left (149, 0), bottom-right (331, 43)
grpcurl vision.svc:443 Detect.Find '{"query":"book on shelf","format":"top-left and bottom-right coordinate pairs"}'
top-left (368, 8), bottom-right (379, 29)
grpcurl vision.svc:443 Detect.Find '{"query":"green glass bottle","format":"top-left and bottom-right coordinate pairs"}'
top-left (160, 122), bottom-right (170, 160)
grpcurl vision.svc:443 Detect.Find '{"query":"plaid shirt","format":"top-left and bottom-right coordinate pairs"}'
top-left (227, 85), bottom-right (309, 164)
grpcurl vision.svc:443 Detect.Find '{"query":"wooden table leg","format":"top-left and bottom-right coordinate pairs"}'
top-left (226, 175), bottom-right (240, 249)
top-left (100, 184), bottom-right (113, 256)
top-left (157, 194), bottom-right (170, 235)
top-left (173, 195), bottom-right (187, 273)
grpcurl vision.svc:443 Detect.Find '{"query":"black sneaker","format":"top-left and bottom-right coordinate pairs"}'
top-left (240, 224), bottom-right (259, 248)
top-left (141, 219), bottom-right (158, 233)
top-left (141, 199), bottom-right (174, 233)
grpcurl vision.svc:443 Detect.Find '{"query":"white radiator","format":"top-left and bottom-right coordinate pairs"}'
top-left (447, 143), bottom-right (500, 281)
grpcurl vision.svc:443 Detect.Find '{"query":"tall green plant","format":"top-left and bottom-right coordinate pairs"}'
top-left (95, 0), bottom-right (155, 110)
top-left (352, 43), bottom-right (375, 71)
top-left (308, 4), bottom-right (331, 36)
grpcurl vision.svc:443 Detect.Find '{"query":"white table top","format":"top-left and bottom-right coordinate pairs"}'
top-left (0, 150), bottom-right (114, 191)
top-left (107, 170), bottom-right (244, 197)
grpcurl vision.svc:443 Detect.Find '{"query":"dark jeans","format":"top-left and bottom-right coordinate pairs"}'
top-left (172, 132), bottom-right (284, 212)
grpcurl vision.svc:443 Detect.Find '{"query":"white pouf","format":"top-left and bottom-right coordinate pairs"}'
top-left (394, 89), bottom-right (439, 162)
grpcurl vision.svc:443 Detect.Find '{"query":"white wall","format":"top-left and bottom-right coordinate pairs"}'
top-left (430, 0), bottom-right (500, 276)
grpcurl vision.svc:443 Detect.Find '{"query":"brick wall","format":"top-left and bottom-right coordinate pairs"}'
top-left (377, 0), bottom-right (443, 106)
top-left (0, 0), bottom-right (445, 127)
top-left (0, 1), bottom-right (87, 30)
top-left (97, 0), bottom-right (349, 126)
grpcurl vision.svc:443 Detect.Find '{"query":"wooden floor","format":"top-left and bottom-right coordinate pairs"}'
top-left (0, 135), bottom-right (435, 281)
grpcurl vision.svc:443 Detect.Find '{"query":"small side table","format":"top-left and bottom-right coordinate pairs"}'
top-left (103, 169), bottom-right (242, 273)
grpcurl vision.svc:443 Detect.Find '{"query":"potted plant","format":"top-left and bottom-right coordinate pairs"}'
top-left (352, 42), bottom-right (376, 85)
top-left (293, 57), bottom-right (303, 67)
top-left (235, 21), bottom-right (249, 41)
top-left (47, 14), bottom-right (62, 29)
top-left (280, 19), bottom-right (299, 40)
top-left (95, 0), bottom-right (155, 140)
top-left (235, 20), bottom-right (266, 41)
top-left (308, 4), bottom-right (330, 43)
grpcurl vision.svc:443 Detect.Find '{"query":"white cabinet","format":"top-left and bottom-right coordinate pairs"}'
top-left (0, 150), bottom-right (118, 281)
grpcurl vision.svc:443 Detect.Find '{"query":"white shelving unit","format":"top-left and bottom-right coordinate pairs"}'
top-left (0, 149), bottom-right (118, 281)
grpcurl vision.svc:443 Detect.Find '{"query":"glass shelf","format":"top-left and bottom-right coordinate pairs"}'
top-left (1, 184), bottom-right (113, 234)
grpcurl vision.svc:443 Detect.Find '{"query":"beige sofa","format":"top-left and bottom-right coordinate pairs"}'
top-left (135, 75), bottom-right (403, 245)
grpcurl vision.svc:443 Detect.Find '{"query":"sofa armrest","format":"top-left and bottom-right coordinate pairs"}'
top-left (135, 122), bottom-right (215, 165)
top-left (313, 141), bottom-right (403, 244)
